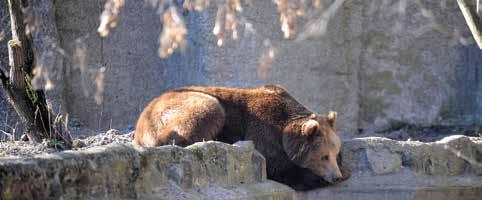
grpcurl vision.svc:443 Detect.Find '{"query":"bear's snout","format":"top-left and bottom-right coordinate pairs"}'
top-left (324, 172), bottom-right (344, 184)
top-left (322, 166), bottom-right (343, 184)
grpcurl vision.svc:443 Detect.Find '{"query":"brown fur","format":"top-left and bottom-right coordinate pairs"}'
top-left (134, 85), bottom-right (350, 190)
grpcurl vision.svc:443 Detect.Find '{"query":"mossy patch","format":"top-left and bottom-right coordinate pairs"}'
top-left (191, 147), bottom-right (204, 161)
top-left (382, 48), bottom-right (423, 67)
top-left (365, 71), bottom-right (401, 95)
top-left (365, 31), bottom-right (391, 53)
top-left (7, 39), bottom-right (18, 47)
top-left (361, 96), bottom-right (388, 122)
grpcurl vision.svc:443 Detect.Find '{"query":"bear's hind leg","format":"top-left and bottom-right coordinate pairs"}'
top-left (156, 91), bottom-right (226, 146)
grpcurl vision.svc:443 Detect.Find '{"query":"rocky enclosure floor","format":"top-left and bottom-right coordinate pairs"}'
top-left (0, 129), bottom-right (134, 158)
top-left (0, 128), bottom-right (480, 158)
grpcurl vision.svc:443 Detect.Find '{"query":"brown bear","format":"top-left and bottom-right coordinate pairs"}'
top-left (133, 85), bottom-right (349, 190)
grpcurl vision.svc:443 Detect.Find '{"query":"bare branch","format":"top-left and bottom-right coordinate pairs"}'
top-left (478, 0), bottom-right (481, 18)
top-left (159, 6), bottom-right (187, 58)
top-left (457, 0), bottom-right (482, 49)
top-left (98, 0), bottom-right (125, 37)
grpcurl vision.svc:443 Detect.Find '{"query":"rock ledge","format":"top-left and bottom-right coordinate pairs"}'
top-left (0, 141), bottom-right (295, 200)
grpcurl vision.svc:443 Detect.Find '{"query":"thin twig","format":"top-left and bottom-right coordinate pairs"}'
top-left (49, 104), bottom-right (55, 138)
top-left (1, 108), bottom-right (19, 142)
top-left (0, 128), bottom-right (15, 141)
top-left (0, 129), bottom-right (12, 136)
top-left (34, 105), bottom-right (49, 139)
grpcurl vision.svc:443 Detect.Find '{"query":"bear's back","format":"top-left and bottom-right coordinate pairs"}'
top-left (135, 85), bottom-right (311, 146)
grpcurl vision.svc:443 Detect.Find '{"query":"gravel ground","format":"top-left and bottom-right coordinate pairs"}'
top-left (0, 129), bottom-right (134, 158)
top-left (0, 140), bottom-right (58, 157)
top-left (77, 129), bottom-right (134, 148)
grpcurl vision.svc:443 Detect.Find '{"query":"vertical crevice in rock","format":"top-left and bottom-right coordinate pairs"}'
top-left (454, 44), bottom-right (482, 124)
top-left (356, 1), bottom-right (369, 134)
top-left (98, 0), bottom-right (106, 131)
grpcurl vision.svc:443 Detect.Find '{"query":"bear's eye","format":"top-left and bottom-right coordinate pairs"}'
top-left (321, 155), bottom-right (329, 161)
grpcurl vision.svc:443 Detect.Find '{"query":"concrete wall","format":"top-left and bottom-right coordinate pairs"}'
top-left (1, 0), bottom-right (481, 136)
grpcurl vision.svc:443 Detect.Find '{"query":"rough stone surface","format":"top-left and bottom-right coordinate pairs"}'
top-left (0, 0), bottom-right (19, 137)
top-left (28, 0), bottom-right (65, 108)
top-left (341, 135), bottom-right (482, 176)
top-left (0, 0), bottom-right (10, 77)
top-left (0, 140), bottom-right (296, 200)
top-left (366, 148), bottom-right (402, 175)
top-left (301, 135), bottom-right (482, 200)
top-left (356, 0), bottom-right (482, 132)
top-left (0, 90), bottom-right (19, 139)
top-left (1, 134), bottom-right (481, 199)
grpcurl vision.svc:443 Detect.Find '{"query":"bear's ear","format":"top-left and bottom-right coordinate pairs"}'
top-left (327, 111), bottom-right (337, 127)
top-left (301, 119), bottom-right (319, 136)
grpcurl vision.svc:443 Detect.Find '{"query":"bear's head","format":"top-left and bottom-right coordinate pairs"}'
top-left (282, 111), bottom-right (343, 184)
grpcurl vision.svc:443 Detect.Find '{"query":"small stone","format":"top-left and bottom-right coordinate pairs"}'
top-left (106, 129), bottom-right (122, 135)
top-left (20, 134), bottom-right (29, 141)
top-left (72, 139), bottom-right (86, 148)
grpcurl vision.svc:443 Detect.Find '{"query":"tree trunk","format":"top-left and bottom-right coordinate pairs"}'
top-left (0, 0), bottom-right (70, 146)
top-left (4, 40), bottom-right (49, 143)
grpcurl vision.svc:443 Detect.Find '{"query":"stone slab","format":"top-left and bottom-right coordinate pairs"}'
top-left (302, 135), bottom-right (482, 200)
top-left (0, 141), bottom-right (291, 200)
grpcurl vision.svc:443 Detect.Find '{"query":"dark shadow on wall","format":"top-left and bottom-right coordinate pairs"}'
top-left (452, 43), bottom-right (482, 124)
